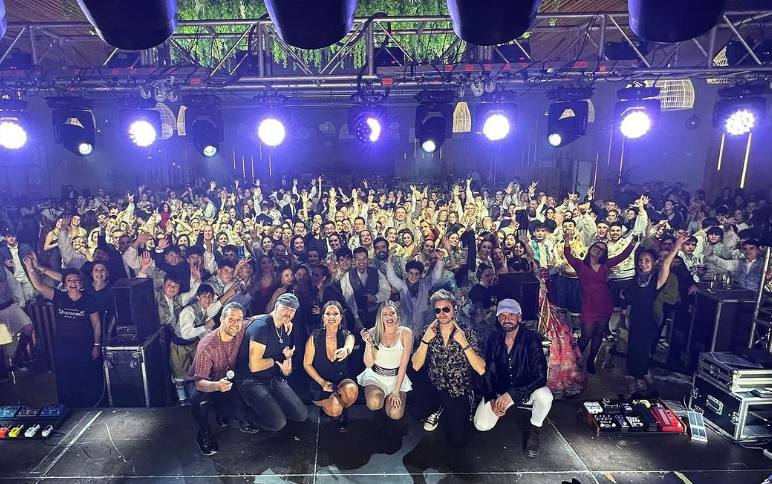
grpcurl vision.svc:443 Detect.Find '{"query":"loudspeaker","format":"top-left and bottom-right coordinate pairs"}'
top-left (111, 278), bottom-right (159, 345)
top-left (496, 272), bottom-right (540, 321)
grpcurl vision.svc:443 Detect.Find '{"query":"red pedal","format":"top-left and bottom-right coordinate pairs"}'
top-left (651, 407), bottom-right (685, 433)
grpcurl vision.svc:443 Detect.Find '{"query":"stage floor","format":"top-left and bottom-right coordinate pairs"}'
top-left (1, 368), bottom-right (770, 483)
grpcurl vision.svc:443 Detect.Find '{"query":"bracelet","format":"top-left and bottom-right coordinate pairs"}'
top-left (93, 343), bottom-right (102, 347)
top-left (462, 344), bottom-right (471, 351)
top-left (420, 339), bottom-right (431, 345)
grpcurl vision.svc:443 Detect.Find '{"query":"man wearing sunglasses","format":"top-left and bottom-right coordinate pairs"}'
top-left (473, 299), bottom-right (552, 457)
top-left (410, 290), bottom-right (485, 448)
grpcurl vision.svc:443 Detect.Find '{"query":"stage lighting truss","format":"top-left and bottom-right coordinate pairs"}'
top-left (48, 97), bottom-right (96, 156)
top-left (475, 102), bottom-right (515, 142)
top-left (712, 85), bottom-right (767, 136)
top-left (184, 98), bottom-right (224, 157)
top-left (614, 86), bottom-right (661, 139)
top-left (348, 105), bottom-right (385, 143)
top-left (415, 101), bottom-right (453, 153)
top-left (122, 105), bottom-right (162, 147)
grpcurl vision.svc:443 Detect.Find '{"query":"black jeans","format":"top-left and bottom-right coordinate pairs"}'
top-left (237, 377), bottom-right (308, 431)
top-left (408, 368), bottom-right (474, 449)
top-left (188, 383), bottom-right (248, 435)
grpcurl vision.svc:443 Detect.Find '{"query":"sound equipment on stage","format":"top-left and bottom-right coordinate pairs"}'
top-left (111, 277), bottom-right (159, 345)
top-left (0, 404), bottom-right (69, 440)
top-left (686, 287), bottom-right (756, 361)
top-left (580, 398), bottom-right (685, 436)
top-left (687, 411), bottom-right (708, 443)
top-left (103, 327), bottom-right (168, 407)
top-left (495, 272), bottom-right (540, 321)
top-left (689, 351), bottom-right (772, 442)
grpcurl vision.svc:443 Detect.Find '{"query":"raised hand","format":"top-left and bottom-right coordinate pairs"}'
top-left (139, 251), bottom-right (153, 272)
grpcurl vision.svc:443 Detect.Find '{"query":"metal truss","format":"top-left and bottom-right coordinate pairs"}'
top-left (0, 10), bottom-right (770, 96)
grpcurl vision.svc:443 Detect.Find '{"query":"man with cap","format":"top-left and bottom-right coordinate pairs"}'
top-left (0, 225), bottom-right (36, 303)
top-left (234, 292), bottom-right (308, 431)
top-left (474, 298), bottom-right (552, 457)
top-left (0, 225), bottom-right (37, 369)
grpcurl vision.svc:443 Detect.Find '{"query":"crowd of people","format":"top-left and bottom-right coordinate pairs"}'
top-left (1, 174), bottom-right (771, 456)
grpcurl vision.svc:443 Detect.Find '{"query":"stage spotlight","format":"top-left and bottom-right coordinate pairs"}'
top-left (185, 98), bottom-right (224, 157)
top-left (76, 0), bottom-right (177, 50)
top-left (264, 0), bottom-right (357, 49)
top-left (628, 0), bottom-right (727, 43)
top-left (258, 118), bottom-right (286, 147)
top-left (348, 106), bottom-right (385, 143)
top-left (546, 100), bottom-right (589, 148)
top-left (619, 109), bottom-right (652, 139)
top-left (50, 99), bottom-right (97, 157)
top-left (416, 109), bottom-right (449, 153)
top-left (615, 87), bottom-right (660, 139)
top-left (713, 93), bottom-right (766, 137)
top-left (0, 117), bottom-right (27, 150)
top-left (475, 102), bottom-right (515, 142)
top-left (129, 120), bottom-right (157, 147)
top-left (482, 113), bottom-right (510, 141)
top-left (448, 0), bottom-right (541, 45)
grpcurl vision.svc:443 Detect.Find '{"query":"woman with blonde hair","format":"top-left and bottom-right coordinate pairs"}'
top-left (356, 301), bottom-right (413, 420)
top-left (303, 301), bottom-right (358, 431)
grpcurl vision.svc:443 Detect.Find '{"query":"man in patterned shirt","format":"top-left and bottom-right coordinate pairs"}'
top-left (410, 290), bottom-right (486, 448)
top-left (188, 302), bottom-right (257, 455)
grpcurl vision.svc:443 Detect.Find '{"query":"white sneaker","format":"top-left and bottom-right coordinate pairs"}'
top-left (423, 407), bottom-right (443, 431)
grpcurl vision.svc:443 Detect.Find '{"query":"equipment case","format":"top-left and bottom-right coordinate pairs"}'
top-left (690, 371), bottom-right (772, 442)
top-left (698, 352), bottom-right (772, 393)
top-left (103, 327), bottom-right (169, 407)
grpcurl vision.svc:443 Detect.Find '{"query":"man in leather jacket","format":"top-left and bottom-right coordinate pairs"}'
top-left (473, 299), bottom-right (553, 457)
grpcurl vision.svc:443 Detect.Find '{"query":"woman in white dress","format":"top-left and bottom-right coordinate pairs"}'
top-left (357, 301), bottom-right (413, 420)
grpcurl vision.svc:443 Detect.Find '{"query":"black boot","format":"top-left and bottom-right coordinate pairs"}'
top-left (196, 430), bottom-right (218, 456)
top-left (525, 424), bottom-right (540, 457)
top-left (337, 408), bottom-right (349, 433)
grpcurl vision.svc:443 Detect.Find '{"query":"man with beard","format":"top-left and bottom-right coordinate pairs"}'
top-left (474, 299), bottom-right (552, 457)
top-left (385, 255), bottom-right (444, 338)
top-left (235, 293), bottom-right (308, 431)
top-left (189, 302), bottom-right (258, 455)
top-left (372, 237), bottom-right (404, 280)
top-left (340, 247), bottom-right (391, 330)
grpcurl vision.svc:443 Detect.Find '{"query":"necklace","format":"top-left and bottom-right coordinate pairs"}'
top-left (274, 324), bottom-right (285, 345)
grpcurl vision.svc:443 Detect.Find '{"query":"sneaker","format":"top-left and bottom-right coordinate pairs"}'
top-left (196, 430), bottom-right (218, 456)
top-left (237, 421), bottom-right (260, 434)
top-left (215, 416), bottom-right (229, 429)
top-left (423, 407), bottom-right (443, 432)
top-left (524, 424), bottom-right (540, 457)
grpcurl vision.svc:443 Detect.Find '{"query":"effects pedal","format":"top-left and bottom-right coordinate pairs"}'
top-left (41, 425), bottom-right (54, 438)
top-left (0, 425), bottom-right (10, 438)
top-left (583, 401), bottom-right (604, 415)
top-left (601, 398), bottom-right (623, 415)
top-left (0, 406), bottom-right (19, 418)
top-left (613, 414), bottom-right (630, 431)
top-left (651, 406), bottom-right (685, 433)
top-left (8, 424), bottom-right (24, 438)
top-left (633, 403), bottom-right (659, 431)
top-left (24, 424), bottom-right (41, 438)
top-left (594, 414), bottom-right (621, 431)
top-left (39, 404), bottom-right (66, 418)
top-left (16, 406), bottom-right (41, 418)
top-left (624, 415), bottom-right (645, 430)
top-left (687, 411), bottom-right (708, 444)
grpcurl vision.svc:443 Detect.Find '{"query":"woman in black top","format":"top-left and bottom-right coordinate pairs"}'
top-left (303, 301), bottom-right (358, 430)
top-left (84, 261), bottom-right (115, 338)
top-left (25, 256), bottom-right (103, 407)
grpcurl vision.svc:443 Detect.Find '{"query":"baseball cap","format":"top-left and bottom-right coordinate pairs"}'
top-left (276, 292), bottom-right (300, 310)
top-left (496, 298), bottom-right (522, 316)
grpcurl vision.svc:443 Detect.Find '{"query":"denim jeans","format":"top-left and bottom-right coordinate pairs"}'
top-left (237, 377), bottom-right (308, 431)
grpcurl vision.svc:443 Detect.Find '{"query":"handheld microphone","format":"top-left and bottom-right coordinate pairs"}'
top-left (226, 370), bottom-right (235, 381)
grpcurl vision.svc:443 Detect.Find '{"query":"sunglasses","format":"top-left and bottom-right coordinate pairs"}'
top-left (434, 307), bottom-right (452, 314)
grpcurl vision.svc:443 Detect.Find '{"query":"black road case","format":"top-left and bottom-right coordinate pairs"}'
top-left (103, 327), bottom-right (169, 407)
